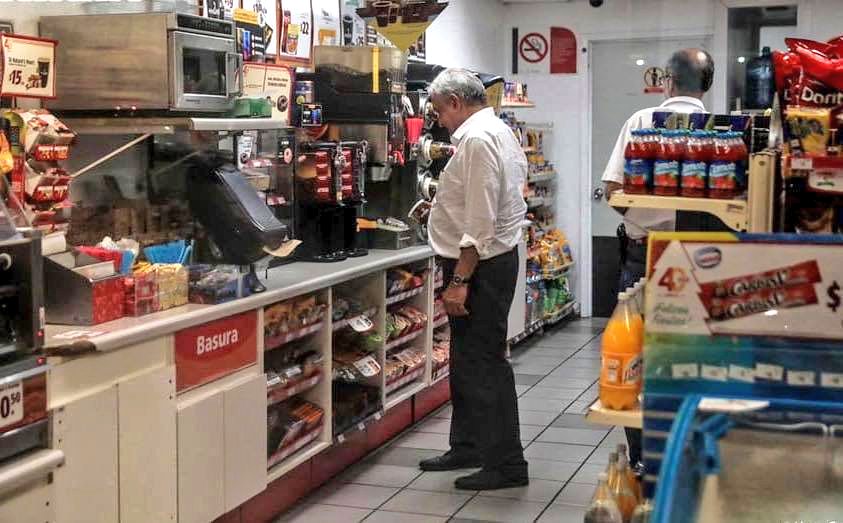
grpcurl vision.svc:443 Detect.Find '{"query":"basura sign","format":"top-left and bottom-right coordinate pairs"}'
top-left (175, 311), bottom-right (258, 392)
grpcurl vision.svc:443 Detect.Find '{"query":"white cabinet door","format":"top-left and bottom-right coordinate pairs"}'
top-left (223, 374), bottom-right (267, 511)
top-left (53, 386), bottom-right (119, 523)
top-left (178, 393), bottom-right (225, 523)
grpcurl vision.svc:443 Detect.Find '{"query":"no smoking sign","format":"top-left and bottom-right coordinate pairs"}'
top-left (519, 33), bottom-right (548, 63)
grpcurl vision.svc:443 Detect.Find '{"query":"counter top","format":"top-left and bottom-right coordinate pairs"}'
top-left (46, 247), bottom-right (433, 354)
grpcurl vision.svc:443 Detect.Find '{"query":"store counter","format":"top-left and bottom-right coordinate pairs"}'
top-left (35, 246), bottom-right (451, 523)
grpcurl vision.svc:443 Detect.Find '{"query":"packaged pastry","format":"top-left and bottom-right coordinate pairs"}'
top-left (786, 106), bottom-right (831, 156)
top-left (12, 109), bottom-right (75, 154)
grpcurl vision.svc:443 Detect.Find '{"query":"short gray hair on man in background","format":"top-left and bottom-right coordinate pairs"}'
top-left (429, 68), bottom-right (487, 106)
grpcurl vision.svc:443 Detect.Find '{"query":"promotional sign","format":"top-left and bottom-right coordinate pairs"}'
top-left (513, 27), bottom-right (577, 75)
top-left (341, 0), bottom-right (368, 46)
top-left (1, 34), bottom-right (57, 99)
top-left (174, 311), bottom-right (258, 392)
top-left (279, 0), bottom-right (314, 64)
top-left (248, 0), bottom-right (279, 58)
top-left (313, 0), bottom-right (342, 46)
top-left (355, 1), bottom-right (447, 52)
top-left (234, 8), bottom-right (266, 62)
top-left (243, 63), bottom-right (294, 124)
top-left (204, 0), bottom-right (236, 21)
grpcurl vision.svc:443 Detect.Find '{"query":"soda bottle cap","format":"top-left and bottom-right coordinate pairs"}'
top-left (618, 292), bottom-right (629, 302)
top-left (598, 472), bottom-right (609, 482)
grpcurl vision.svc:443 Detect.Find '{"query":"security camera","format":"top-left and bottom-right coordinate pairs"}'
top-left (589, 0), bottom-right (604, 6)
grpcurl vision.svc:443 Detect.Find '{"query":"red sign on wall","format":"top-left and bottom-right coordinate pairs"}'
top-left (175, 311), bottom-right (258, 392)
top-left (550, 27), bottom-right (577, 74)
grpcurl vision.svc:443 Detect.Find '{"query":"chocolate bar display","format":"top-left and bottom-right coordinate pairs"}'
top-left (698, 260), bottom-right (822, 300)
top-left (705, 284), bottom-right (819, 323)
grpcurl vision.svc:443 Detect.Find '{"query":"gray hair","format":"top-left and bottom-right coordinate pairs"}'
top-left (429, 68), bottom-right (487, 106)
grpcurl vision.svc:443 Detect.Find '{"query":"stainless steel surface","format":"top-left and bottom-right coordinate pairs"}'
top-left (41, 12), bottom-right (237, 112)
top-left (0, 420), bottom-right (49, 464)
top-left (0, 449), bottom-right (64, 497)
top-left (41, 13), bottom-right (172, 111)
top-left (335, 124), bottom-right (389, 166)
top-left (70, 134), bottom-right (152, 178)
top-left (45, 247), bottom-right (433, 353)
top-left (61, 117), bottom-right (291, 135)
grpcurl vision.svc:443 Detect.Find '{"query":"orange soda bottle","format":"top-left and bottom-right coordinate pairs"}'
top-left (600, 292), bottom-right (644, 410)
top-left (609, 453), bottom-right (639, 522)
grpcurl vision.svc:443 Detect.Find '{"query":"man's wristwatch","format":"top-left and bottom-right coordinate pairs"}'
top-left (450, 274), bottom-right (470, 286)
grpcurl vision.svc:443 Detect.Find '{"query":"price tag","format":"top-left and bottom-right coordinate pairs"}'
top-left (0, 380), bottom-right (24, 430)
top-left (357, 422), bottom-right (366, 431)
top-left (267, 375), bottom-right (282, 387)
top-left (701, 364), bottom-right (728, 382)
top-left (787, 370), bottom-right (816, 387)
top-left (729, 365), bottom-right (755, 383)
top-left (671, 363), bottom-right (699, 379)
top-left (821, 372), bottom-right (843, 389)
top-left (353, 355), bottom-right (380, 377)
top-left (699, 398), bottom-right (769, 413)
top-left (755, 363), bottom-right (784, 382)
top-left (337, 434), bottom-right (345, 444)
top-left (791, 157), bottom-right (813, 170)
top-left (374, 412), bottom-right (382, 421)
top-left (349, 314), bottom-right (373, 333)
top-left (0, 34), bottom-right (57, 99)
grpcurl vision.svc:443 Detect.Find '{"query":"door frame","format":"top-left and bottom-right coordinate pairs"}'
top-left (580, 32), bottom-right (713, 317)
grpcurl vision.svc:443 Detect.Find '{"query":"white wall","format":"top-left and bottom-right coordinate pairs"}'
top-left (425, 0), bottom-right (506, 75)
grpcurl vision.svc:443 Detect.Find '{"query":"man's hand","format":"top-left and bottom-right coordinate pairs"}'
top-left (442, 284), bottom-right (469, 317)
top-left (604, 181), bottom-right (628, 215)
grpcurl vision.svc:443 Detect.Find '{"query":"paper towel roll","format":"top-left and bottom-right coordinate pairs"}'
top-left (42, 232), bottom-right (67, 256)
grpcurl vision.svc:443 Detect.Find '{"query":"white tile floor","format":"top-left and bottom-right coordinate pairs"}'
top-left (277, 317), bottom-right (617, 523)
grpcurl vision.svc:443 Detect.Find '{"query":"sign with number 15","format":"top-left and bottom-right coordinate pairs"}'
top-left (1, 34), bottom-right (57, 99)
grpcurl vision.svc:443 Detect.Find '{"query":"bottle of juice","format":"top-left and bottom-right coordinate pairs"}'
top-left (585, 473), bottom-right (623, 523)
top-left (709, 132), bottom-right (747, 199)
top-left (600, 293), bottom-right (644, 410)
top-left (610, 454), bottom-right (639, 522)
top-left (680, 131), bottom-right (711, 198)
top-left (653, 130), bottom-right (684, 196)
top-left (623, 130), bottom-right (651, 195)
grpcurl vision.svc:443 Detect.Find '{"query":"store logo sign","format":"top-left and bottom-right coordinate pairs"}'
top-left (694, 247), bottom-right (722, 269)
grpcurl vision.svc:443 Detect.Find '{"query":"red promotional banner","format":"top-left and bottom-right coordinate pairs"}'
top-left (550, 27), bottom-right (576, 74)
top-left (175, 311), bottom-right (258, 392)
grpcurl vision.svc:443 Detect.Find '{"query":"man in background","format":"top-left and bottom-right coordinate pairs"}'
top-left (601, 48), bottom-right (715, 469)
top-left (419, 68), bottom-right (529, 491)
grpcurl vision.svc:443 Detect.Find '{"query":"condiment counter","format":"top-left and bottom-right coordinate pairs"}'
top-left (14, 247), bottom-right (452, 523)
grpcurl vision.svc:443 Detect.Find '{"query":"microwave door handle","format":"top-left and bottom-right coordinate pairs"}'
top-left (227, 52), bottom-right (243, 97)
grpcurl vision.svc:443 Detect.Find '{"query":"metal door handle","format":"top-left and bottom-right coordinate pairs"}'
top-left (593, 187), bottom-right (604, 200)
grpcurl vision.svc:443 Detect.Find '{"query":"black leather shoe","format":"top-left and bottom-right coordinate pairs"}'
top-left (419, 451), bottom-right (482, 471)
top-left (454, 469), bottom-right (529, 491)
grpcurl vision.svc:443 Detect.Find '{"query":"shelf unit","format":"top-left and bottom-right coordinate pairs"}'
top-left (528, 171), bottom-right (556, 183)
top-left (385, 328), bottom-right (426, 351)
top-left (585, 399), bottom-right (643, 429)
top-left (501, 100), bottom-right (536, 108)
top-left (385, 286), bottom-right (425, 306)
top-left (265, 321), bottom-right (325, 352)
top-left (61, 116), bottom-right (292, 135)
top-left (508, 300), bottom-right (579, 345)
top-left (607, 151), bottom-right (776, 233)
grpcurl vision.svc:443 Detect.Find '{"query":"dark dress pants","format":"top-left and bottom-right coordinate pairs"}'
top-left (441, 248), bottom-right (528, 477)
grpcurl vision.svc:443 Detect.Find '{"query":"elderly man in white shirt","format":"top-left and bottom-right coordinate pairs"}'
top-left (418, 68), bottom-right (529, 491)
top-left (602, 48), bottom-right (714, 472)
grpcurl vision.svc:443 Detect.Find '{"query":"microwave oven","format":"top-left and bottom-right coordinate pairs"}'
top-left (40, 12), bottom-right (242, 113)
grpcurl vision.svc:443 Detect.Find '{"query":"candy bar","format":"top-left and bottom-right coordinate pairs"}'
top-left (698, 260), bottom-right (821, 300)
top-left (705, 283), bottom-right (818, 323)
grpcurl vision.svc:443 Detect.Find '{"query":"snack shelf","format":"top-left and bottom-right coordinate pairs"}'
top-left (783, 154), bottom-right (843, 194)
top-left (267, 372), bottom-right (322, 407)
top-left (267, 428), bottom-right (328, 481)
top-left (585, 399), bottom-right (642, 429)
top-left (501, 100), bottom-right (536, 108)
top-left (608, 191), bottom-right (749, 231)
top-left (334, 410), bottom-right (384, 444)
top-left (332, 308), bottom-right (378, 332)
top-left (509, 318), bottom-right (544, 345)
top-left (535, 262), bottom-right (575, 281)
top-left (63, 116), bottom-right (292, 135)
top-left (385, 286), bottom-right (425, 306)
top-left (526, 196), bottom-right (550, 208)
top-left (265, 321), bottom-right (324, 351)
top-left (385, 327), bottom-right (426, 351)
top-left (432, 314), bottom-right (448, 329)
top-left (528, 171), bottom-right (556, 183)
top-left (385, 365), bottom-right (425, 396)
top-left (432, 365), bottom-right (450, 384)
top-left (385, 380), bottom-right (426, 410)
top-left (543, 301), bottom-right (577, 326)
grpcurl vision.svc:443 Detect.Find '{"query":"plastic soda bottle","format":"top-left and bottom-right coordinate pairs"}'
top-left (610, 454), bottom-right (639, 522)
top-left (600, 293), bottom-right (643, 410)
top-left (623, 130), bottom-right (652, 195)
top-left (584, 472), bottom-right (623, 523)
top-left (708, 132), bottom-right (747, 199)
top-left (617, 446), bottom-right (642, 502)
top-left (653, 130), bottom-right (685, 196)
top-left (630, 499), bottom-right (654, 523)
top-left (680, 130), bottom-right (712, 197)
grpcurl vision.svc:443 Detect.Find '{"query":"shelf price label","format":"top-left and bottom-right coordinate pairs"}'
top-left (0, 380), bottom-right (23, 430)
top-left (1, 34), bottom-right (57, 99)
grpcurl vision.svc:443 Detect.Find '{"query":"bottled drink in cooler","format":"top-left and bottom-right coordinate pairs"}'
top-left (600, 293), bottom-right (643, 410)
top-left (680, 130), bottom-right (712, 197)
top-left (653, 130), bottom-right (685, 196)
top-left (623, 130), bottom-right (652, 194)
top-left (745, 47), bottom-right (775, 110)
top-left (584, 473), bottom-right (623, 523)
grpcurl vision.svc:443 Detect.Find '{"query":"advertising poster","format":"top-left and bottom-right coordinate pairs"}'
top-left (340, 0), bottom-right (367, 46)
top-left (205, 0), bottom-right (236, 21)
top-left (248, 0), bottom-right (279, 58)
top-left (0, 34), bottom-right (57, 99)
top-left (243, 63), bottom-right (294, 124)
top-left (234, 8), bottom-right (266, 62)
top-left (313, 0), bottom-right (342, 47)
top-left (279, 0), bottom-right (314, 64)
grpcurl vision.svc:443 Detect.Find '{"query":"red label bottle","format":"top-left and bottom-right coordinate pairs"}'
top-left (653, 130), bottom-right (685, 196)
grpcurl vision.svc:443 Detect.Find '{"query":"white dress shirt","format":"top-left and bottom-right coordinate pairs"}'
top-left (428, 107), bottom-right (528, 260)
top-left (601, 96), bottom-right (707, 239)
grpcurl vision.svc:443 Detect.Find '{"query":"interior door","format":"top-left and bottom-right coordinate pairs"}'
top-left (590, 37), bottom-right (712, 317)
